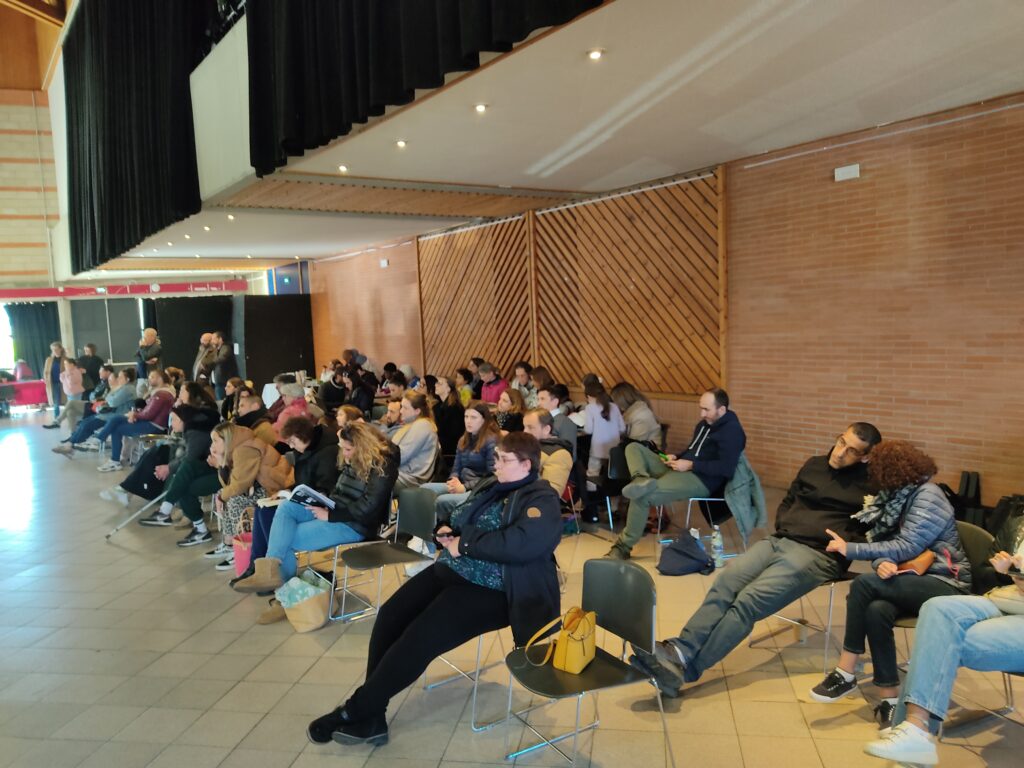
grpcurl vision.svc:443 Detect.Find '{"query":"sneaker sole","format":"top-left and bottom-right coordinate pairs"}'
top-left (138, 520), bottom-right (172, 527)
top-left (863, 743), bottom-right (937, 765)
top-left (331, 731), bottom-right (389, 747)
top-left (204, 550), bottom-right (231, 559)
top-left (177, 538), bottom-right (212, 548)
top-left (808, 686), bottom-right (858, 704)
top-left (214, 562), bottom-right (236, 571)
top-left (629, 654), bottom-right (684, 697)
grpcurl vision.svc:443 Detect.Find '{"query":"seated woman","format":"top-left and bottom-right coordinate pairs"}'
top-left (810, 440), bottom-right (971, 730)
top-left (55, 368), bottom-right (138, 453)
top-left (431, 376), bottom-right (465, 460)
top-left (610, 382), bottom-right (661, 446)
top-left (454, 368), bottom-right (474, 407)
top-left (219, 377), bottom-right (246, 421)
top-left (95, 369), bottom-right (176, 472)
top-left (510, 361), bottom-right (537, 409)
top-left (306, 432), bottom-right (562, 747)
top-left (582, 382), bottom-right (626, 478)
top-left (391, 393), bottom-right (440, 489)
top-left (319, 367), bottom-right (348, 415)
top-left (863, 577), bottom-right (1024, 765)
top-left (114, 383), bottom-right (219, 509)
top-left (177, 422), bottom-right (293, 557)
top-left (234, 423), bottom-right (398, 605)
top-left (237, 404), bottom-right (366, 588)
top-left (421, 402), bottom-right (499, 517)
top-left (273, 382), bottom-right (312, 439)
top-left (494, 388), bottom-right (526, 433)
top-left (341, 367), bottom-right (373, 414)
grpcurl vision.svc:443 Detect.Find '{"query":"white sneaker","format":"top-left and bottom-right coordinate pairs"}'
top-left (99, 486), bottom-right (130, 506)
top-left (204, 542), bottom-right (233, 559)
top-left (863, 721), bottom-right (937, 765)
top-left (97, 460), bottom-right (122, 473)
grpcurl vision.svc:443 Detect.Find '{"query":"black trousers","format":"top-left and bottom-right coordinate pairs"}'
top-left (345, 563), bottom-right (509, 719)
top-left (843, 572), bottom-right (961, 687)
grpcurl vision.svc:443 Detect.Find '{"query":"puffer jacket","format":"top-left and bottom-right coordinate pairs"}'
top-left (219, 427), bottom-right (294, 499)
top-left (846, 482), bottom-right (971, 590)
top-left (328, 442), bottom-right (400, 536)
top-left (450, 436), bottom-right (497, 489)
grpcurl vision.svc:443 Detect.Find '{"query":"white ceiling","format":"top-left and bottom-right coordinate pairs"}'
top-left (125, 208), bottom-right (460, 260)
top-left (292, 0), bottom-right (1024, 192)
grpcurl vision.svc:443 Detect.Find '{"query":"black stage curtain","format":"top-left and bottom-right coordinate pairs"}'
top-left (243, 295), bottom-right (314, 389)
top-left (64, 0), bottom-right (214, 273)
top-left (246, 0), bottom-right (603, 176)
top-left (5, 303), bottom-right (61, 379)
top-left (153, 297), bottom-right (234, 376)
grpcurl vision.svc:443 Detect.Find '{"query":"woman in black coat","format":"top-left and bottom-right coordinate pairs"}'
top-left (307, 432), bottom-right (561, 747)
top-left (431, 376), bottom-right (465, 458)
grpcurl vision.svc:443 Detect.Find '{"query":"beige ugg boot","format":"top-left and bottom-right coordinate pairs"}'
top-left (257, 599), bottom-right (287, 625)
top-left (232, 557), bottom-right (283, 593)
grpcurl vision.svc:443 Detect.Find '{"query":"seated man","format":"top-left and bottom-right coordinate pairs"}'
top-left (374, 395), bottom-right (403, 439)
top-left (608, 388), bottom-right (746, 559)
top-left (536, 384), bottom-right (577, 457)
top-left (523, 408), bottom-right (573, 496)
top-left (631, 422), bottom-right (882, 695)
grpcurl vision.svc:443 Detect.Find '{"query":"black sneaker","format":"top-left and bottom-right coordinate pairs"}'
top-left (809, 670), bottom-right (858, 703)
top-left (177, 529), bottom-right (213, 547)
top-left (42, 422), bottom-right (60, 429)
top-left (628, 648), bottom-right (683, 698)
top-left (874, 700), bottom-right (896, 732)
top-left (331, 714), bottom-right (389, 747)
top-left (139, 513), bottom-right (172, 527)
top-left (307, 706), bottom-right (354, 744)
top-left (214, 557), bottom-right (235, 572)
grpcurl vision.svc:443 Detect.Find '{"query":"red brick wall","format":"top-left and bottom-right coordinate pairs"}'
top-left (726, 93), bottom-right (1024, 504)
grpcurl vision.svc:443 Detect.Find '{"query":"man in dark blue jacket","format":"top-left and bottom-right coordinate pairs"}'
top-left (607, 388), bottom-right (746, 559)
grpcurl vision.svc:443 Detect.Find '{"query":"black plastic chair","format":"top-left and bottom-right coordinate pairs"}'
top-left (330, 487), bottom-right (436, 621)
top-left (503, 558), bottom-right (675, 767)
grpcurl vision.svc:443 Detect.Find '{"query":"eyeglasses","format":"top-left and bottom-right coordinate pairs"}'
top-left (495, 453), bottom-right (524, 465)
top-left (835, 434), bottom-right (867, 459)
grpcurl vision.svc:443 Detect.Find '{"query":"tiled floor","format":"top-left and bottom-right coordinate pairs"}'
top-left (2, 411), bottom-right (1021, 767)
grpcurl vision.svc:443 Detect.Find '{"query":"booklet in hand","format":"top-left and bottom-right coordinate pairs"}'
top-left (290, 484), bottom-right (335, 510)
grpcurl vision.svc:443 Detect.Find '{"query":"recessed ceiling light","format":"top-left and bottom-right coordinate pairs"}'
top-left (152, 248), bottom-right (158, 253)
top-left (227, 214), bottom-right (235, 221)
top-left (474, 103), bottom-right (487, 114)
top-left (184, 234), bottom-right (190, 240)
top-left (395, 140), bottom-right (407, 149)
top-left (246, 254), bottom-right (252, 259)
top-left (166, 241), bottom-right (173, 246)
top-left (194, 254), bottom-right (201, 259)
top-left (294, 256), bottom-right (300, 260)
top-left (203, 225), bottom-right (211, 231)
top-left (338, 164), bottom-right (348, 173)
top-left (587, 48), bottom-right (604, 61)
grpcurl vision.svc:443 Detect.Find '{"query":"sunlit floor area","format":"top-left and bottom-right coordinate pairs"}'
top-left (1, 413), bottom-right (1022, 768)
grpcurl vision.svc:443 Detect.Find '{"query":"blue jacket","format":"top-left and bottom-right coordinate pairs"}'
top-left (681, 409), bottom-right (746, 495)
top-left (450, 436), bottom-right (497, 489)
top-left (846, 482), bottom-right (971, 590)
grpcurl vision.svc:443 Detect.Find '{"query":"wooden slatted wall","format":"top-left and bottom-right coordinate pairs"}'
top-left (534, 173), bottom-right (723, 395)
top-left (416, 171), bottom-right (724, 396)
top-left (418, 217), bottom-right (532, 378)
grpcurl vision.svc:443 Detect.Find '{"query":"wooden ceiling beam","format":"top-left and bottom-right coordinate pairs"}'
top-left (0, 0), bottom-right (65, 28)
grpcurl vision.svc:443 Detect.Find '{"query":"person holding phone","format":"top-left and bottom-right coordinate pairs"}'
top-left (808, 441), bottom-right (971, 731)
top-left (305, 432), bottom-right (561, 748)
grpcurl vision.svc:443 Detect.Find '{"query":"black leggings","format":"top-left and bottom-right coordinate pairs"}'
top-left (345, 563), bottom-right (509, 719)
top-left (843, 572), bottom-right (962, 687)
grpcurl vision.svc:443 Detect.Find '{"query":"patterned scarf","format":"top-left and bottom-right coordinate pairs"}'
top-left (852, 484), bottom-right (918, 542)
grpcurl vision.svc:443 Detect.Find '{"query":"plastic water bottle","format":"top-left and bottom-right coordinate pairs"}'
top-left (711, 525), bottom-right (725, 568)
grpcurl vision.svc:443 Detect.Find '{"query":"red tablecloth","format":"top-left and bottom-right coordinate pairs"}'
top-left (4, 379), bottom-right (48, 406)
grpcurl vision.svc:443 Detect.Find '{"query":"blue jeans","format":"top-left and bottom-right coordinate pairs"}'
top-left (895, 595), bottom-right (1024, 733)
top-left (252, 503), bottom-right (277, 561)
top-left (266, 499), bottom-right (363, 580)
top-left (69, 414), bottom-right (106, 444)
top-left (97, 416), bottom-right (163, 461)
top-left (420, 482), bottom-right (471, 519)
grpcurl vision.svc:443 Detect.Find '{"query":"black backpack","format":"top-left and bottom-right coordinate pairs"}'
top-left (657, 531), bottom-right (715, 576)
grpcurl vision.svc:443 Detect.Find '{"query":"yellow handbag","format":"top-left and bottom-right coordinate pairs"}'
top-left (524, 607), bottom-right (597, 674)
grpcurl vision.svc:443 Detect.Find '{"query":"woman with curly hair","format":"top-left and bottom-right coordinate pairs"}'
top-left (809, 440), bottom-right (971, 731)
top-left (234, 422), bottom-right (398, 603)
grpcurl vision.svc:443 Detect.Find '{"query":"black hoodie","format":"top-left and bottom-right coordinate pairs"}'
top-left (291, 424), bottom-right (341, 494)
top-left (680, 409), bottom-right (746, 495)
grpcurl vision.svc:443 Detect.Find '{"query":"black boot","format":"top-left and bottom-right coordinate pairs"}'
top-left (228, 562), bottom-right (255, 588)
top-left (307, 706), bottom-right (355, 744)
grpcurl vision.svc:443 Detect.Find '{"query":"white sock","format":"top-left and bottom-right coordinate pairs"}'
top-left (158, 501), bottom-right (173, 517)
top-left (835, 667), bottom-right (855, 682)
top-left (194, 520), bottom-right (208, 534)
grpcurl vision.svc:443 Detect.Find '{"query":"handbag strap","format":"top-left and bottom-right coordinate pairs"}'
top-left (523, 614), bottom-right (563, 668)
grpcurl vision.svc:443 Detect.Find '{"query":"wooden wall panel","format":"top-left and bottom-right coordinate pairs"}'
top-left (418, 217), bottom-right (531, 378)
top-left (309, 239), bottom-right (424, 375)
top-left (533, 174), bottom-right (723, 395)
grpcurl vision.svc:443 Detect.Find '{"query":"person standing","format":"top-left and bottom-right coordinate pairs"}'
top-left (210, 331), bottom-right (238, 400)
top-left (42, 341), bottom-right (66, 418)
top-left (192, 332), bottom-right (216, 382)
top-left (79, 343), bottom-right (103, 391)
top-left (135, 328), bottom-right (162, 378)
